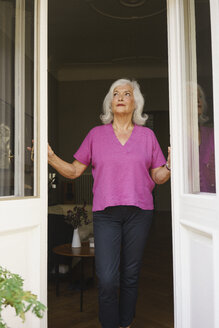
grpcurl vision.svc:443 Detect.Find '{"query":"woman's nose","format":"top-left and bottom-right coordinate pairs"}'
top-left (118, 94), bottom-right (123, 101)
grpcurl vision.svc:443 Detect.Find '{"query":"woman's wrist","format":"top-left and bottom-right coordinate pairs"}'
top-left (48, 151), bottom-right (55, 164)
top-left (165, 162), bottom-right (171, 171)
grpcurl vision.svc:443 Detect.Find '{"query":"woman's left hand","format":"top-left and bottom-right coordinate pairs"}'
top-left (166, 146), bottom-right (171, 170)
top-left (150, 146), bottom-right (171, 184)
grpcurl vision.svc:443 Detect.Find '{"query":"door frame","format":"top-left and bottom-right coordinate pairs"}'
top-left (167, 0), bottom-right (219, 327)
top-left (37, 0), bottom-right (48, 325)
top-left (0, 0), bottom-right (48, 327)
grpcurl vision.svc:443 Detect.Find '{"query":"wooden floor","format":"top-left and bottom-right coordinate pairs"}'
top-left (48, 211), bottom-right (174, 328)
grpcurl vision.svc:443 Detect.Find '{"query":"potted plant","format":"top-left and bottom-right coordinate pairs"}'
top-left (64, 202), bottom-right (91, 247)
top-left (0, 266), bottom-right (46, 328)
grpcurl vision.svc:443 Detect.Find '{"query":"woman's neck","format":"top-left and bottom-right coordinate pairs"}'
top-left (112, 115), bottom-right (134, 131)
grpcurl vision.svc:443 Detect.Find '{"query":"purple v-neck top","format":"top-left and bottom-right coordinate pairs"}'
top-left (74, 124), bottom-right (166, 211)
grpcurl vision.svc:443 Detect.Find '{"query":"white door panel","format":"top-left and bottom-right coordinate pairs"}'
top-left (1, 225), bottom-right (41, 327)
top-left (0, 1), bottom-right (47, 327)
top-left (167, 0), bottom-right (219, 328)
top-left (0, 199), bottom-right (45, 231)
top-left (181, 224), bottom-right (214, 328)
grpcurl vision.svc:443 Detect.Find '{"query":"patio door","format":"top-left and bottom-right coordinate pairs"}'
top-left (0, 0), bottom-right (48, 327)
top-left (167, 0), bottom-right (219, 327)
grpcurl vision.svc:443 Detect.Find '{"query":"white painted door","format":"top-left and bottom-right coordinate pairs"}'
top-left (0, 0), bottom-right (48, 327)
top-left (167, 0), bottom-right (219, 327)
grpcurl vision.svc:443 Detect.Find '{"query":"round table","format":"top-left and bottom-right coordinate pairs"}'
top-left (53, 243), bottom-right (95, 312)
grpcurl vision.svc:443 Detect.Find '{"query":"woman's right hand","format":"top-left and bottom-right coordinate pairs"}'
top-left (28, 141), bottom-right (55, 162)
top-left (48, 144), bottom-right (55, 162)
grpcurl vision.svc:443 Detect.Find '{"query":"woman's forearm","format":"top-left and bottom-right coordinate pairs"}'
top-left (153, 165), bottom-right (170, 184)
top-left (152, 146), bottom-right (171, 184)
top-left (48, 152), bottom-right (77, 179)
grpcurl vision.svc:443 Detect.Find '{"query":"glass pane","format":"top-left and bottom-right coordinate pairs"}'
top-left (0, 0), bottom-right (15, 196)
top-left (195, 0), bottom-right (216, 193)
top-left (184, 0), bottom-right (216, 194)
top-left (0, 0), bottom-right (35, 197)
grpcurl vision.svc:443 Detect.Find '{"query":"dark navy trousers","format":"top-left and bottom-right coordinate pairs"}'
top-left (93, 206), bottom-right (153, 328)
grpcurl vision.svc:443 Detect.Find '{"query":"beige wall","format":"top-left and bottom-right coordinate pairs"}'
top-left (48, 76), bottom-right (171, 210)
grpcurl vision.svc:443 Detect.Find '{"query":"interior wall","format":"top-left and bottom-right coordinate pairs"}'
top-left (48, 76), bottom-right (171, 211)
top-left (57, 78), bottom-right (169, 157)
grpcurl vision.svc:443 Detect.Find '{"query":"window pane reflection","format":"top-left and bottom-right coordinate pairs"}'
top-left (0, 0), bottom-right (35, 197)
top-left (195, 0), bottom-right (216, 193)
top-left (0, 0), bottom-right (15, 196)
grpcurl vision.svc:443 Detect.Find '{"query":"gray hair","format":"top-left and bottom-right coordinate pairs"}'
top-left (100, 78), bottom-right (148, 125)
top-left (198, 84), bottom-right (209, 125)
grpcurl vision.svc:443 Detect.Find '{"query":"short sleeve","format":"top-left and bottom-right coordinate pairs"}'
top-left (150, 132), bottom-right (166, 169)
top-left (73, 131), bottom-right (92, 166)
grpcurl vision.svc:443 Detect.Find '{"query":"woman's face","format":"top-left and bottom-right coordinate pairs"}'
top-left (111, 84), bottom-right (135, 116)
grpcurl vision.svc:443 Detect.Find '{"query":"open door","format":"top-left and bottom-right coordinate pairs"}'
top-left (167, 0), bottom-right (219, 327)
top-left (0, 0), bottom-right (47, 327)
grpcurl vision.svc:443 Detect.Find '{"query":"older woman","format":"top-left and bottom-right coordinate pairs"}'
top-left (48, 78), bottom-right (171, 328)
